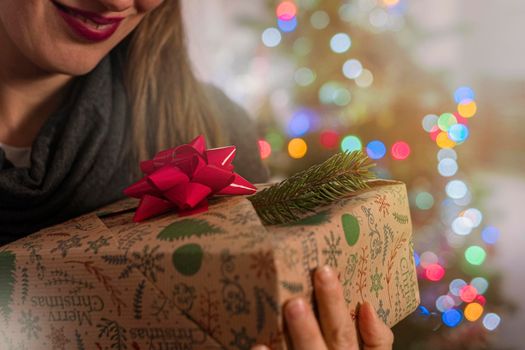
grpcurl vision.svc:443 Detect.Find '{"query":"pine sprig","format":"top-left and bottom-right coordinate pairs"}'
top-left (249, 151), bottom-right (375, 225)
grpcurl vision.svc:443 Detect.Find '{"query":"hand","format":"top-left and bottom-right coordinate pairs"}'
top-left (252, 265), bottom-right (394, 350)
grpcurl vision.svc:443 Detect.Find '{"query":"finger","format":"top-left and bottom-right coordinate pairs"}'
top-left (284, 297), bottom-right (328, 350)
top-left (358, 302), bottom-right (394, 350)
top-left (314, 265), bottom-right (359, 350)
top-left (251, 346), bottom-right (270, 350)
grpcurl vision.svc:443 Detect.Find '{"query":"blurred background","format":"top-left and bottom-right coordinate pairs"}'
top-left (183, 0), bottom-right (525, 349)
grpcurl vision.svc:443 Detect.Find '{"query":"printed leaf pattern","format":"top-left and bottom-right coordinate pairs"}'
top-left (157, 218), bottom-right (224, 241)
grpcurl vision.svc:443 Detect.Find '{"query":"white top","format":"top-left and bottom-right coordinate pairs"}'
top-left (0, 142), bottom-right (31, 168)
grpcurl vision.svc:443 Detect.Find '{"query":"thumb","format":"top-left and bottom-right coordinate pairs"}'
top-left (358, 302), bottom-right (394, 350)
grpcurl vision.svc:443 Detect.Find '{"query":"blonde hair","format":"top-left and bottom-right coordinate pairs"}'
top-left (123, 1), bottom-right (225, 164)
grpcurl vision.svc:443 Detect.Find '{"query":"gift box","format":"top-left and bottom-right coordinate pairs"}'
top-left (0, 180), bottom-right (419, 350)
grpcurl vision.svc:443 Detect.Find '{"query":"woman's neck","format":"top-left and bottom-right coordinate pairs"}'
top-left (0, 22), bottom-right (73, 148)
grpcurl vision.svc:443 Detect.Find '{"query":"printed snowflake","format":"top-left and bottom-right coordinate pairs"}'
top-left (18, 310), bottom-right (42, 340)
top-left (230, 327), bottom-right (256, 350)
top-left (84, 235), bottom-right (110, 255)
top-left (249, 251), bottom-right (276, 280)
top-left (46, 325), bottom-right (70, 350)
top-left (51, 234), bottom-right (88, 258)
top-left (374, 194), bottom-right (390, 217)
top-left (322, 231), bottom-right (342, 267)
top-left (376, 300), bottom-right (390, 324)
top-left (121, 244), bottom-right (165, 282)
top-left (370, 267), bottom-right (384, 298)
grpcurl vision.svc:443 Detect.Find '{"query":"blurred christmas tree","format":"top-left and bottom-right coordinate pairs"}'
top-left (244, 0), bottom-right (513, 348)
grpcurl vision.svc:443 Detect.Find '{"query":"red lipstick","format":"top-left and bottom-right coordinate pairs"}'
top-left (51, 1), bottom-right (124, 42)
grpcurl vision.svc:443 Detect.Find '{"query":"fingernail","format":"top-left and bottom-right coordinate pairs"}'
top-left (285, 298), bottom-right (306, 320)
top-left (317, 265), bottom-right (334, 283)
top-left (251, 346), bottom-right (270, 350)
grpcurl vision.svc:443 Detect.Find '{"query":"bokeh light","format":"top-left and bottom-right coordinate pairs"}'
top-left (454, 86), bottom-right (475, 103)
top-left (476, 294), bottom-right (487, 306)
top-left (276, 1), bottom-right (297, 20)
top-left (460, 285), bottom-right (478, 303)
top-left (436, 295), bottom-right (455, 312)
top-left (333, 88), bottom-right (352, 106)
top-left (483, 313), bottom-right (501, 331)
top-left (436, 132), bottom-right (457, 149)
top-left (391, 141), bottom-right (411, 160)
top-left (463, 208), bottom-right (483, 227)
top-left (343, 59), bottom-right (363, 79)
top-left (482, 226), bottom-right (500, 245)
top-left (341, 135), bottom-right (362, 152)
top-left (278, 17), bottom-right (298, 32)
top-left (452, 216), bottom-right (473, 236)
top-left (366, 140), bottom-right (387, 159)
top-left (319, 81), bottom-right (347, 104)
top-left (355, 69), bottom-right (374, 87)
top-left (288, 138), bottom-right (308, 159)
top-left (438, 158), bottom-right (458, 177)
top-left (415, 192), bottom-right (434, 210)
top-left (438, 113), bottom-right (457, 132)
top-left (287, 109), bottom-right (315, 137)
top-left (464, 302), bottom-right (484, 322)
top-left (425, 263), bottom-right (445, 281)
top-left (457, 100), bottom-right (477, 118)
top-left (320, 130), bottom-right (340, 149)
top-left (448, 124), bottom-right (469, 143)
top-left (383, 0), bottom-right (400, 7)
top-left (262, 27), bottom-right (282, 47)
top-left (330, 33), bottom-right (352, 53)
top-left (471, 277), bottom-right (489, 294)
top-left (310, 10), bottom-right (330, 29)
top-left (258, 140), bottom-right (272, 160)
top-left (465, 245), bottom-right (486, 265)
top-left (446, 180), bottom-right (468, 199)
top-left (442, 309), bottom-right (463, 327)
top-left (438, 148), bottom-right (457, 161)
top-left (422, 114), bottom-right (439, 132)
top-left (449, 279), bottom-right (467, 296)
top-left (266, 131), bottom-right (284, 152)
top-left (420, 251), bottom-right (438, 268)
top-left (294, 67), bottom-right (316, 86)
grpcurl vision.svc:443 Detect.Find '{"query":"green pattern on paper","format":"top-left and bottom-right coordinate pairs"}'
top-left (285, 211), bottom-right (330, 226)
top-left (370, 267), bottom-right (384, 298)
top-left (172, 244), bottom-right (204, 276)
top-left (157, 218), bottom-right (224, 241)
top-left (341, 213), bottom-right (360, 246)
top-left (0, 251), bottom-right (16, 321)
top-left (392, 212), bottom-right (409, 224)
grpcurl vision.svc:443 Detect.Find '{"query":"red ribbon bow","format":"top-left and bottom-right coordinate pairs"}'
top-left (124, 135), bottom-right (257, 222)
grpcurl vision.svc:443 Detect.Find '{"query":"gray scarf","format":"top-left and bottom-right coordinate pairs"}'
top-left (0, 55), bottom-right (133, 244)
top-left (0, 55), bottom-right (269, 246)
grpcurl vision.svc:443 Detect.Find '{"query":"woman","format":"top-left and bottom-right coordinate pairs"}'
top-left (0, 1), bottom-right (393, 348)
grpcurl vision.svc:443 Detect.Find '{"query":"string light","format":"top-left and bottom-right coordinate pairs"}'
top-left (366, 140), bottom-right (386, 159)
top-left (288, 138), bottom-right (308, 159)
top-left (258, 140), bottom-right (272, 160)
top-left (276, 1), bottom-right (297, 20)
top-left (341, 135), bottom-right (362, 152)
top-left (262, 27), bottom-right (282, 47)
top-left (330, 33), bottom-right (352, 53)
top-left (391, 141), bottom-right (410, 160)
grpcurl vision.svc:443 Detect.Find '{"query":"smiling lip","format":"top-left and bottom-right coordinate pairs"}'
top-left (51, 1), bottom-right (124, 42)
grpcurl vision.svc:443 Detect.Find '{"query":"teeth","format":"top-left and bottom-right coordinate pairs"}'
top-left (67, 9), bottom-right (108, 30)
